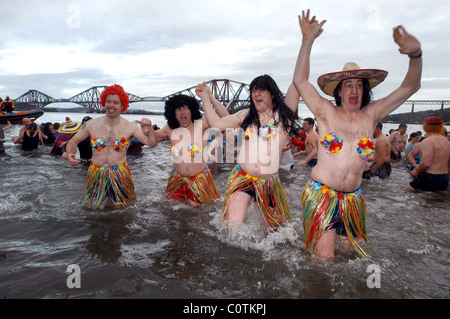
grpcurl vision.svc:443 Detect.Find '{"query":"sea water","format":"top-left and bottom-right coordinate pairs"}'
top-left (0, 112), bottom-right (448, 299)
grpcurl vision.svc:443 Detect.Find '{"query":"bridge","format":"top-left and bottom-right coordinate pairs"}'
top-left (13, 79), bottom-right (252, 113)
top-left (11, 79), bottom-right (450, 116)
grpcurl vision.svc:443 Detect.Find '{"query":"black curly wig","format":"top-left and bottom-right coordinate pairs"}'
top-left (241, 74), bottom-right (299, 136)
top-left (164, 94), bottom-right (203, 130)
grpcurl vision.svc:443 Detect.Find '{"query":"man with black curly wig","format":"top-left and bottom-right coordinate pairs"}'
top-left (154, 92), bottom-right (229, 207)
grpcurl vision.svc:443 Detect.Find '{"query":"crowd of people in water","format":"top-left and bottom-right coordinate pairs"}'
top-left (1, 9), bottom-right (449, 261)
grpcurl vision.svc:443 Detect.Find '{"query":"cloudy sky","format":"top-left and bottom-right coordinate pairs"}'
top-left (1, 0), bottom-right (449, 114)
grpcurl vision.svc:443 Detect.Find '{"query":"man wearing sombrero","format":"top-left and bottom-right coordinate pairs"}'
top-left (407, 116), bottom-right (449, 191)
top-left (293, 9), bottom-right (422, 259)
top-left (66, 84), bottom-right (157, 209)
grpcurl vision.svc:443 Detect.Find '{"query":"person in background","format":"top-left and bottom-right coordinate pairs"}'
top-left (0, 121), bottom-right (11, 156)
top-left (1, 96), bottom-right (14, 113)
top-left (407, 116), bottom-right (449, 191)
top-left (42, 122), bottom-right (56, 146)
top-left (17, 122), bottom-right (43, 152)
top-left (12, 117), bottom-right (32, 144)
top-left (294, 117), bottom-right (318, 167)
top-left (363, 121), bottom-right (392, 179)
top-left (404, 131), bottom-right (420, 159)
top-left (63, 116), bottom-right (93, 165)
top-left (291, 127), bottom-right (307, 153)
top-left (51, 117), bottom-right (81, 156)
top-left (389, 123), bottom-right (408, 160)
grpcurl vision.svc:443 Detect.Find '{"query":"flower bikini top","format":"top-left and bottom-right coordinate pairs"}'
top-left (320, 111), bottom-right (375, 160)
top-left (90, 120), bottom-right (130, 152)
top-left (244, 123), bottom-right (277, 141)
top-left (171, 143), bottom-right (202, 160)
top-left (91, 137), bottom-right (129, 152)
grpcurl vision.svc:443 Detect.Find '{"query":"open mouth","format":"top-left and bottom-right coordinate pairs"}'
top-left (349, 97), bottom-right (359, 105)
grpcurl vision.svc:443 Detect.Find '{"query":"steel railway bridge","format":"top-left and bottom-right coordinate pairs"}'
top-left (12, 79), bottom-right (252, 113)
top-left (11, 79), bottom-right (450, 116)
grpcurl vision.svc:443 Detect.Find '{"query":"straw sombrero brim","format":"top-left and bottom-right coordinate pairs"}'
top-left (58, 122), bottom-right (82, 134)
top-left (318, 69), bottom-right (388, 96)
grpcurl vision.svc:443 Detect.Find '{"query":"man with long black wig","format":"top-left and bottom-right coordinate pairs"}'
top-left (196, 75), bottom-right (300, 231)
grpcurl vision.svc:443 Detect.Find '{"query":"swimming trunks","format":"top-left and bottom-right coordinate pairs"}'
top-left (301, 179), bottom-right (368, 257)
top-left (320, 110), bottom-right (375, 159)
top-left (223, 165), bottom-right (292, 230)
top-left (363, 162), bottom-right (392, 180)
top-left (165, 167), bottom-right (220, 204)
top-left (409, 172), bottom-right (449, 191)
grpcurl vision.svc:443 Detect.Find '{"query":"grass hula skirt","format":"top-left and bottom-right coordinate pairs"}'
top-left (301, 179), bottom-right (368, 257)
top-left (81, 162), bottom-right (136, 209)
top-left (223, 165), bottom-right (292, 230)
top-left (165, 167), bottom-right (220, 204)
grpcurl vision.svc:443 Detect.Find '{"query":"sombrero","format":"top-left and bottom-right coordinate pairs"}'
top-left (317, 62), bottom-right (388, 96)
top-left (58, 117), bottom-right (82, 134)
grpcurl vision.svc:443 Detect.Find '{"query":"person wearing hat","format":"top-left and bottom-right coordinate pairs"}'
top-left (389, 123), bottom-right (408, 160)
top-left (407, 116), bottom-right (449, 191)
top-left (65, 84), bottom-right (157, 209)
top-left (293, 9), bottom-right (422, 259)
top-left (51, 117), bottom-right (82, 156)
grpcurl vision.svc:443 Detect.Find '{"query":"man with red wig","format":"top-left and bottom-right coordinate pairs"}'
top-left (66, 84), bottom-right (157, 209)
top-left (407, 116), bottom-right (449, 191)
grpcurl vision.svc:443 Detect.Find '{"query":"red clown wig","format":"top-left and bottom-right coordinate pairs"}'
top-left (100, 84), bottom-right (130, 112)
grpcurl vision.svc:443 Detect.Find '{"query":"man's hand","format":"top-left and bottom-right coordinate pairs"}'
top-left (136, 118), bottom-right (153, 136)
top-left (393, 25), bottom-right (421, 56)
top-left (299, 9), bottom-right (326, 41)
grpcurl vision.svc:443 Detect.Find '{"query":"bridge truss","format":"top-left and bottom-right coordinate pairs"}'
top-left (11, 81), bottom-right (450, 115)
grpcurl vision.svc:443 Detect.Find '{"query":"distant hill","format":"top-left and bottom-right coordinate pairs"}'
top-left (383, 108), bottom-right (449, 124)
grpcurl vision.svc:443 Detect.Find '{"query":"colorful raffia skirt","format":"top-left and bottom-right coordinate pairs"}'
top-left (224, 165), bottom-right (292, 230)
top-left (165, 167), bottom-right (220, 205)
top-left (80, 162), bottom-right (136, 209)
top-left (301, 179), bottom-right (368, 257)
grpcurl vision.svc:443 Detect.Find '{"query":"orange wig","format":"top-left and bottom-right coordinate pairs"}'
top-left (100, 84), bottom-right (130, 112)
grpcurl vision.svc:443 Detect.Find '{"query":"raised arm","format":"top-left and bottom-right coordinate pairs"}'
top-left (208, 90), bottom-right (230, 118)
top-left (293, 9), bottom-right (327, 118)
top-left (196, 82), bottom-right (244, 132)
top-left (284, 83), bottom-right (300, 113)
top-left (372, 26), bottom-right (422, 121)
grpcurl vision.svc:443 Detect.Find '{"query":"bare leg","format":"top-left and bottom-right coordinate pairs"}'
top-left (225, 191), bottom-right (252, 227)
top-left (187, 199), bottom-right (201, 207)
top-left (313, 229), bottom-right (336, 260)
